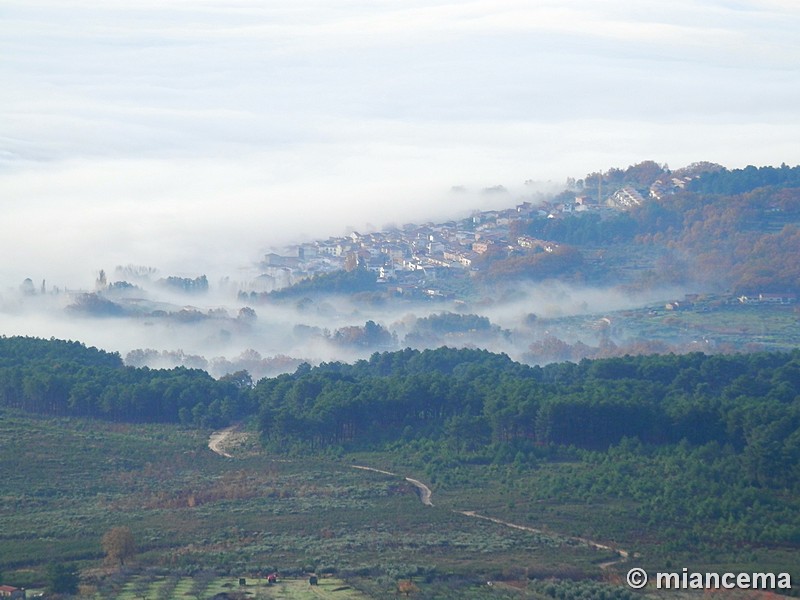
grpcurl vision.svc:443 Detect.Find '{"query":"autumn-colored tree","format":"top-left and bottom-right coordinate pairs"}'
top-left (101, 526), bottom-right (136, 567)
top-left (397, 580), bottom-right (419, 596)
top-left (624, 159), bottom-right (665, 187)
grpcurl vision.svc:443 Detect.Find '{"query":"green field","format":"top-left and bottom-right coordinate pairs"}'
top-left (619, 302), bottom-right (800, 350)
top-left (93, 575), bottom-right (370, 599)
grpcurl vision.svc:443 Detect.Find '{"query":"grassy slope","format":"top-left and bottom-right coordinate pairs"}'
top-left (1, 410), bottom-right (796, 598)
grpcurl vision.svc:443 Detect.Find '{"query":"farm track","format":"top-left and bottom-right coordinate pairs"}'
top-left (457, 510), bottom-right (629, 570)
top-left (351, 465), bottom-right (434, 506)
top-left (351, 464), bottom-right (629, 570)
top-left (208, 425), bottom-right (238, 458)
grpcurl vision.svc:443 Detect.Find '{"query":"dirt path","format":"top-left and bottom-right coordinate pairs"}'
top-left (208, 425), bottom-right (238, 458)
top-left (349, 466), bottom-right (626, 568)
top-left (224, 451), bottom-right (624, 570)
top-left (351, 466), bottom-right (434, 506)
top-left (351, 465), bottom-right (396, 476)
top-left (457, 510), bottom-right (550, 536)
top-left (578, 536), bottom-right (629, 569)
top-left (404, 477), bottom-right (433, 506)
top-left (457, 510), bottom-right (629, 570)
top-left (352, 466), bottom-right (626, 569)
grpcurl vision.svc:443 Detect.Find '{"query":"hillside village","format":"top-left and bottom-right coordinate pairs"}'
top-left (245, 172), bottom-right (695, 299)
top-left (14, 162), bottom-right (798, 318)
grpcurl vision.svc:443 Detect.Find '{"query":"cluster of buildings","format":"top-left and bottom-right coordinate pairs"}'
top-left (244, 172), bottom-right (702, 298)
top-left (246, 199), bottom-right (579, 296)
top-left (648, 174), bottom-right (695, 201)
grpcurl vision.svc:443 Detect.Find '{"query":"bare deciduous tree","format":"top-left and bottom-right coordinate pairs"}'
top-left (101, 526), bottom-right (136, 567)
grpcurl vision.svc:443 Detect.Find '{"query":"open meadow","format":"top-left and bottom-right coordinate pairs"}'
top-left (1, 409), bottom-right (797, 598)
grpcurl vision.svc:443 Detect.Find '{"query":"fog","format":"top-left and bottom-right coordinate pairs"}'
top-left (0, 268), bottom-right (692, 380)
top-left (2, 0), bottom-right (799, 371)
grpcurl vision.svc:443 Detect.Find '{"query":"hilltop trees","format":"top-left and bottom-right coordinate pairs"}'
top-left (157, 275), bottom-right (209, 294)
top-left (580, 160), bottom-right (667, 193)
top-left (332, 320), bottom-right (395, 349)
top-left (254, 346), bottom-right (800, 492)
top-left (624, 159), bottom-right (666, 187)
top-left (0, 337), bottom-right (252, 425)
top-left (262, 266), bottom-right (378, 301)
top-left (687, 163), bottom-right (800, 195)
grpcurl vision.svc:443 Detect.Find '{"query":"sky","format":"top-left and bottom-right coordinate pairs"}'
top-left (2, 0), bottom-right (800, 289)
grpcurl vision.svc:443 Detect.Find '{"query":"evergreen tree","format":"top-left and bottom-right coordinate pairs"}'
top-left (46, 563), bottom-right (79, 595)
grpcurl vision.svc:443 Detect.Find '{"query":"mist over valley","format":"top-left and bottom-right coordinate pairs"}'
top-left (4, 0), bottom-right (800, 377)
top-left (4, 161), bottom-right (800, 379)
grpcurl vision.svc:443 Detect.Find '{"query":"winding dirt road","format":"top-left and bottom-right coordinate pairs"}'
top-left (457, 510), bottom-right (629, 569)
top-left (351, 465), bottom-right (434, 506)
top-left (351, 466), bottom-right (627, 568)
top-left (210, 432), bottom-right (626, 571)
top-left (208, 425), bottom-right (238, 458)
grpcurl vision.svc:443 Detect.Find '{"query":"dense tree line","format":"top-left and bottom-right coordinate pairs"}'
top-left (404, 313), bottom-right (505, 347)
top-left (254, 347), bottom-right (800, 490)
top-left (261, 267), bottom-right (378, 301)
top-left (157, 275), bottom-right (209, 294)
top-left (411, 312), bottom-right (493, 335)
top-left (687, 163), bottom-right (800, 195)
top-left (3, 337), bottom-right (798, 494)
top-left (0, 336), bottom-right (253, 426)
